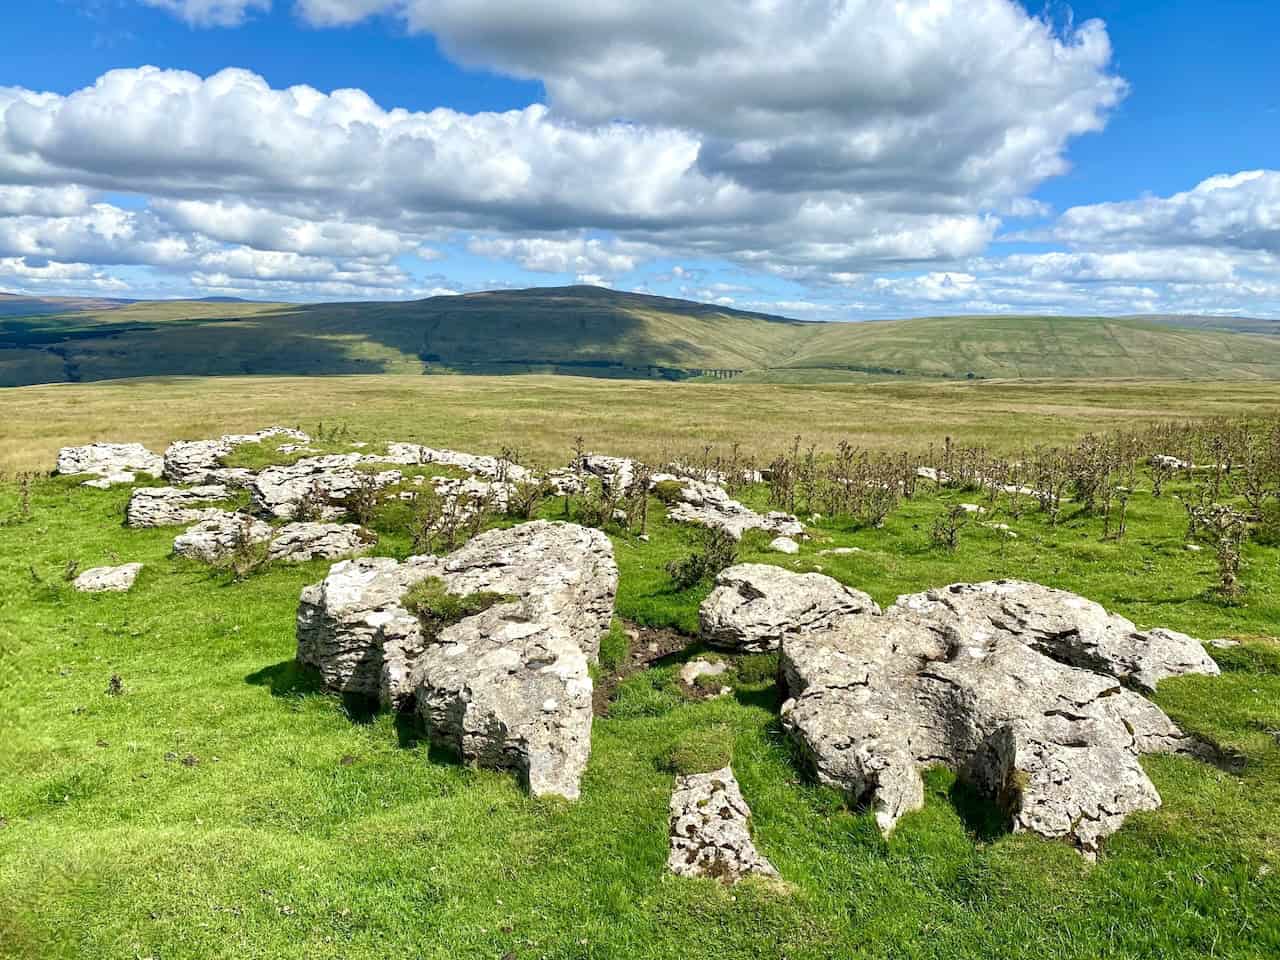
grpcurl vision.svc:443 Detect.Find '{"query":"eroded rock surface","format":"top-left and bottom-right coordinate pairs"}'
top-left (896, 580), bottom-right (1219, 693)
top-left (56, 443), bottom-right (163, 486)
top-left (268, 523), bottom-right (376, 563)
top-left (173, 512), bottom-right (272, 562)
top-left (73, 563), bottom-right (143, 593)
top-left (701, 564), bottom-right (880, 653)
top-left (780, 579), bottom-right (1220, 857)
top-left (163, 427), bottom-right (309, 484)
top-left (125, 485), bottom-right (233, 528)
top-left (378, 443), bottom-right (532, 481)
top-left (668, 767), bottom-right (779, 882)
top-left (250, 455), bottom-right (402, 519)
top-left (661, 477), bottom-right (804, 541)
top-left (295, 521), bottom-right (618, 799)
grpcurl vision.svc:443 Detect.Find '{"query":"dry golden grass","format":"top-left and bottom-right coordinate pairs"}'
top-left (6, 374), bottom-right (1280, 473)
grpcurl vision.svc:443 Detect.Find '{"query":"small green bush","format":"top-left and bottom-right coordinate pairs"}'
top-left (665, 527), bottom-right (739, 590)
top-left (662, 724), bottom-right (734, 775)
top-left (652, 480), bottom-right (687, 504)
top-left (402, 577), bottom-right (513, 640)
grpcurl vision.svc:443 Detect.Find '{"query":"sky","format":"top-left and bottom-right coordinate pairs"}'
top-left (0, 0), bottom-right (1276, 319)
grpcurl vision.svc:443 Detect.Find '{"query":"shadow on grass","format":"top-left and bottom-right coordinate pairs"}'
top-left (245, 659), bottom-right (380, 725)
top-left (945, 777), bottom-right (1012, 843)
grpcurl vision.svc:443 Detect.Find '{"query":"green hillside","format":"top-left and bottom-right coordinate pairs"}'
top-left (3, 285), bottom-right (1280, 385)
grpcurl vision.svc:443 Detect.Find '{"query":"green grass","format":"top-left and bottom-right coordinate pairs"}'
top-left (7, 286), bottom-right (1280, 386)
top-left (3, 450), bottom-right (1279, 958)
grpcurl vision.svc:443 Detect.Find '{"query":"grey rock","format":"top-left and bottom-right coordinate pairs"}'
top-left (780, 581), bottom-right (1221, 857)
top-left (896, 580), bottom-right (1219, 693)
top-left (376, 443), bottom-right (532, 481)
top-left (700, 563), bottom-right (880, 653)
top-left (659, 476), bottom-right (804, 541)
top-left (162, 427), bottom-right (309, 484)
top-left (56, 443), bottom-right (162, 484)
top-left (769, 536), bottom-right (800, 554)
top-left (173, 512), bottom-right (272, 562)
top-left (667, 767), bottom-right (779, 882)
top-left (73, 563), bottom-right (143, 593)
top-left (267, 523), bottom-right (376, 563)
top-left (413, 600), bottom-right (593, 799)
top-left (249, 455), bottom-right (401, 519)
top-left (295, 521), bottom-right (618, 799)
top-left (125, 485), bottom-right (233, 528)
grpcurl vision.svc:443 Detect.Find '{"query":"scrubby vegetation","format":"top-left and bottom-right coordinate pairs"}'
top-left (3, 407), bottom-right (1280, 958)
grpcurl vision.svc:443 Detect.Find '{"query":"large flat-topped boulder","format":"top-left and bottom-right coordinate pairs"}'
top-left (701, 563), bottom-right (880, 652)
top-left (250, 455), bottom-right (402, 519)
top-left (56, 443), bottom-right (163, 486)
top-left (295, 521), bottom-right (617, 799)
top-left (125, 485), bottom-right (233, 528)
top-left (895, 580), bottom-right (1220, 693)
top-left (779, 583), bottom-right (1219, 857)
top-left (668, 767), bottom-right (779, 883)
top-left (163, 427), bottom-right (310, 484)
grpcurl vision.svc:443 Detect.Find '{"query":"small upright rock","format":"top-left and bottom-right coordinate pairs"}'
top-left (668, 767), bottom-right (778, 883)
top-left (73, 563), bottom-right (143, 593)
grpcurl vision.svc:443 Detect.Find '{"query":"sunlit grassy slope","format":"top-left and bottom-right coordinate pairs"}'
top-left (5, 286), bottom-right (1280, 385)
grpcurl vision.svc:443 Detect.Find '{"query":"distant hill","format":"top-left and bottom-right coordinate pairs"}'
top-left (3, 285), bottom-right (1280, 386)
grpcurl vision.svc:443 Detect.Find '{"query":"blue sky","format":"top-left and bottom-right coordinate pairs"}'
top-left (0, 0), bottom-right (1276, 318)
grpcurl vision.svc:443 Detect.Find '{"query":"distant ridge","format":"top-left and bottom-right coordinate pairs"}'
top-left (3, 285), bottom-right (1280, 386)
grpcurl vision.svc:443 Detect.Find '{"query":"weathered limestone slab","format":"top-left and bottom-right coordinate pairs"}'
top-left (668, 767), bottom-right (779, 882)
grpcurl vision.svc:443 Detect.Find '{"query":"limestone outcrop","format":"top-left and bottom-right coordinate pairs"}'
top-left (779, 578), bottom-right (1221, 857)
top-left (295, 521), bottom-right (618, 799)
top-left (162, 427), bottom-right (309, 484)
top-left (249, 455), bottom-right (402, 519)
top-left (56, 443), bottom-right (163, 486)
top-left (125, 485), bottom-right (233, 528)
top-left (700, 564), bottom-right (880, 653)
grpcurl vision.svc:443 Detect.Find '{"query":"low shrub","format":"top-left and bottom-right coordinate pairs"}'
top-left (402, 576), bottom-right (513, 640)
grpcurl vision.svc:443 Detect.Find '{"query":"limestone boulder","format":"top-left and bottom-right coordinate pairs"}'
top-left (701, 563), bottom-right (879, 653)
top-left (895, 580), bottom-right (1219, 693)
top-left (780, 582), bottom-right (1219, 857)
top-left (56, 443), bottom-right (162, 486)
top-left (249, 455), bottom-right (401, 519)
top-left (667, 767), bottom-right (779, 882)
top-left (267, 522), bottom-right (376, 563)
top-left (294, 521), bottom-right (618, 800)
top-left (163, 427), bottom-right (309, 484)
top-left (125, 485), bottom-right (233, 528)
top-left (73, 563), bottom-right (143, 593)
top-left (173, 512), bottom-right (272, 563)
top-left (413, 600), bottom-right (593, 799)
